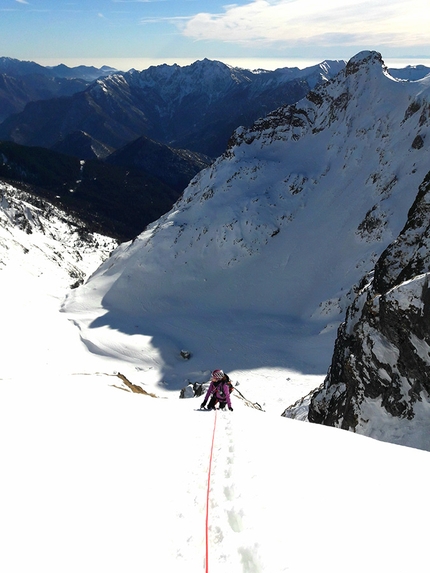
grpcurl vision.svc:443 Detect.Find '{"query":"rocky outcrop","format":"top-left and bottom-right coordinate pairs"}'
top-left (307, 170), bottom-right (430, 450)
top-left (114, 373), bottom-right (158, 397)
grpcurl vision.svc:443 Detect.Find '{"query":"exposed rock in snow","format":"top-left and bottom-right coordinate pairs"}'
top-left (308, 170), bottom-right (430, 451)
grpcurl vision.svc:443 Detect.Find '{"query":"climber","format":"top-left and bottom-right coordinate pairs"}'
top-left (200, 369), bottom-right (233, 411)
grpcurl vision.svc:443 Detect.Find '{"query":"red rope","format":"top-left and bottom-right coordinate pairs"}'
top-left (205, 410), bottom-right (218, 573)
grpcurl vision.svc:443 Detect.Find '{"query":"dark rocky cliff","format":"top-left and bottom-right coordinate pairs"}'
top-left (307, 170), bottom-right (430, 450)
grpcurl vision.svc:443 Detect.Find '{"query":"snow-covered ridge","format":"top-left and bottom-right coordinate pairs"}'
top-left (0, 182), bottom-right (117, 287)
top-left (92, 57), bottom-right (346, 114)
top-left (227, 52), bottom-right (407, 149)
top-left (64, 51), bottom-right (430, 390)
top-left (124, 57), bottom-right (345, 100)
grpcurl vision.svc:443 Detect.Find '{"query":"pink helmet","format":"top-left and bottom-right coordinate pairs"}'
top-left (211, 369), bottom-right (224, 380)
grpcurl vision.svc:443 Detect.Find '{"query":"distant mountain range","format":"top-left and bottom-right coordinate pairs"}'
top-left (0, 57), bottom-right (346, 158)
top-left (1, 55), bottom-right (429, 244)
top-left (0, 56), bottom-right (117, 80)
top-left (0, 56), bottom-right (347, 239)
top-left (0, 56), bottom-right (117, 122)
top-left (1, 57), bottom-right (429, 162)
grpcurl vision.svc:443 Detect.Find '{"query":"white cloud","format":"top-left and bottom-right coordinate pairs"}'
top-left (140, 16), bottom-right (191, 24)
top-left (15, 0), bottom-right (29, 4)
top-left (181, 0), bottom-right (430, 49)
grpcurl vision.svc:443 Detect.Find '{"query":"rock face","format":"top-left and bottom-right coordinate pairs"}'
top-left (308, 170), bottom-right (430, 450)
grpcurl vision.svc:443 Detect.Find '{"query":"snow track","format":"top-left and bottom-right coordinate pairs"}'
top-left (207, 411), bottom-right (263, 573)
top-left (208, 412), bottom-right (260, 573)
top-left (205, 410), bottom-right (293, 573)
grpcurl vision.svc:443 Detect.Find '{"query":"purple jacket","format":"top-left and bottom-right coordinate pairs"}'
top-left (204, 380), bottom-right (232, 408)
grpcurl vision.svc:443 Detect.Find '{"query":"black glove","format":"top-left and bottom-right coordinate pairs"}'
top-left (229, 406), bottom-right (233, 411)
top-left (201, 401), bottom-right (207, 409)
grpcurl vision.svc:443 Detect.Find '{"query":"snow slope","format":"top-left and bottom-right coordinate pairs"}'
top-left (1, 233), bottom-right (429, 571)
top-left (2, 375), bottom-right (430, 573)
top-left (0, 182), bottom-right (117, 380)
top-left (64, 51), bottom-right (430, 395)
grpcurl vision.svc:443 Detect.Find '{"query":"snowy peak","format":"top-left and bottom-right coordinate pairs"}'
top-left (120, 59), bottom-right (255, 108)
top-left (228, 51), bottom-right (405, 150)
top-left (345, 50), bottom-right (385, 73)
top-left (127, 57), bottom-right (344, 103)
top-left (388, 64), bottom-right (430, 81)
top-left (280, 59), bottom-right (346, 89)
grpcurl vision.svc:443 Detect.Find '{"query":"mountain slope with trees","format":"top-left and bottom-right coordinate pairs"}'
top-left (0, 141), bottom-right (205, 240)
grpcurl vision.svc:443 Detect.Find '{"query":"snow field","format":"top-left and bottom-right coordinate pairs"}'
top-left (2, 376), bottom-right (430, 573)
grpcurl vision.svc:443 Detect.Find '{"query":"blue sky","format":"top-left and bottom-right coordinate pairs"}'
top-left (1, 0), bottom-right (429, 70)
